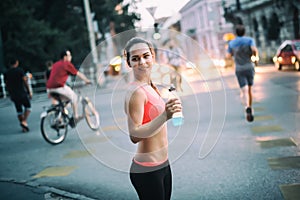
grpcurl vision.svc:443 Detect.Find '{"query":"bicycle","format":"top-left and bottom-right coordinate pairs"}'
top-left (40, 85), bottom-right (100, 145)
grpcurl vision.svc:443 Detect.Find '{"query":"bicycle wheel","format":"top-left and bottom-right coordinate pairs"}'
top-left (84, 99), bottom-right (100, 131)
top-left (40, 109), bottom-right (68, 144)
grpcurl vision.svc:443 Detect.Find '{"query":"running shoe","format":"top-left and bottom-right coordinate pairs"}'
top-left (245, 107), bottom-right (254, 122)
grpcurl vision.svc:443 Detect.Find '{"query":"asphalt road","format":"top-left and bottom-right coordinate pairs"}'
top-left (0, 65), bottom-right (299, 200)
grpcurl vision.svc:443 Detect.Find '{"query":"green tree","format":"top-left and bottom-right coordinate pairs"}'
top-left (91, 0), bottom-right (140, 53)
top-left (33, 0), bottom-right (90, 69)
top-left (0, 0), bottom-right (139, 72)
top-left (0, 0), bottom-right (63, 71)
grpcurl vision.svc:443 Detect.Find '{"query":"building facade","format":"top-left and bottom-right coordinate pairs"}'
top-left (222, 0), bottom-right (299, 63)
top-left (179, 0), bottom-right (234, 65)
top-left (178, 0), bottom-right (300, 65)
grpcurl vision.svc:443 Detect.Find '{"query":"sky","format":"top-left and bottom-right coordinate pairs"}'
top-left (129, 0), bottom-right (190, 27)
top-left (141, 0), bottom-right (190, 18)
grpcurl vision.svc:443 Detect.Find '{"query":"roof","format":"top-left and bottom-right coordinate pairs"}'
top-left (179, 0), bottom-right (199, 13)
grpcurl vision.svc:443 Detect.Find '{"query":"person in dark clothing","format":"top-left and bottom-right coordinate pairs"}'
top-left (4, 59), bottom-right (32, 132)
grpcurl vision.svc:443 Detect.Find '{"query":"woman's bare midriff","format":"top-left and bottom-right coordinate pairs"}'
top-left (134, 125), bottom-right (168, 163)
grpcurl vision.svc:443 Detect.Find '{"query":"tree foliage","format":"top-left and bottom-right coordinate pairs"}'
top-left (0, 0), bottom-right (139, 72)
top-left (91, 0), bottom-right (140, 53)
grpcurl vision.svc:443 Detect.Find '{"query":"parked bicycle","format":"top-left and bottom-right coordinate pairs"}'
top-left (40, 85), bottom-right (100, 145)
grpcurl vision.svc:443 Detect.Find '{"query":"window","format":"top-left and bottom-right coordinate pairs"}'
top-left (282, 45), bottom-right (292, 52)
top-left (294, 42), bottom-right (300, 51)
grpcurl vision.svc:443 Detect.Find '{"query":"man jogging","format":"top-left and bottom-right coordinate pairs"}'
top-left (227, 24), bottom-right (258, 122)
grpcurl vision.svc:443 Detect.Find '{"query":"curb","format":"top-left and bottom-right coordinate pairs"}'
top-left (0, 178), bottom-right (96, 200)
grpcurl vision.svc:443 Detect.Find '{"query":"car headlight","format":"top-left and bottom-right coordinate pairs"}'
top-left (278, 57), bottom-right (283, 62)
top-left (273, 56), bottom-right (277, 63)
top-left (291, 56), bottom-right (296, 63)
top-left (114, 65), bottom-right (121, 72)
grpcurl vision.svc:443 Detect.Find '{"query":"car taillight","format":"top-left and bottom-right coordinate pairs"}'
top-left (291, 56), bottom-right (296, 63)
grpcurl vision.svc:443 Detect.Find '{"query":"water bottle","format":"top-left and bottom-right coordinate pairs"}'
top-left (169, 86), bottom-right (184, 126)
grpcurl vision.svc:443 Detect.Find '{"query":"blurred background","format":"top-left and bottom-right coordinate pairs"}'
top-left (0, 0), bottom-right (299, 94)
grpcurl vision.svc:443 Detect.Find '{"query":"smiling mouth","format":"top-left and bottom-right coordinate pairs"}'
top-left (138, 66), bottom-right (149, 70)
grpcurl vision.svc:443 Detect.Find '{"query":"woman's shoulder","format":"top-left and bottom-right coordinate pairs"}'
top-left (126, 84), bottom-right (147, 101)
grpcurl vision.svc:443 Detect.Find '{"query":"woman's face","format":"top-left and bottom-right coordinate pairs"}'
top-left (128, 43), bottom-right (154, 75)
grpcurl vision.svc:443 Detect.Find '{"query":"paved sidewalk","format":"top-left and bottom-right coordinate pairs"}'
top-left (0, 180), bottom-right (95, 200)
top-left (0, 181), bottom-right (44, 200)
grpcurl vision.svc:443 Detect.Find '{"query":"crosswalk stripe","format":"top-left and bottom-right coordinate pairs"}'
top-left (254, 115), bottom-right (274, 121)
top-left (251, 125), bottom-right (283, 134)
top-left (279, 183), bottom-right (300, 200)
top-left (63, 150), bottom-right (93, 159)
top-left (267, 156), bottom-right (300, 170)
top-left (256, 137), bottom-right (297, 148)
top-left (33, 166), bottom-right (77, 178)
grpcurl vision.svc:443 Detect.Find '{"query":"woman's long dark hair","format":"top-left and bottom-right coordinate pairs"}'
top-left (123, 37), bottom-right (160, 96)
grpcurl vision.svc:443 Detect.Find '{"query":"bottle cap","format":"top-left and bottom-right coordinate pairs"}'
top-left (168, 86), bottom-right (176, 92)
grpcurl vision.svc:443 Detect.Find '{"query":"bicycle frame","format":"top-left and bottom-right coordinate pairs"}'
top-left (40, 85), bottom-right (100, 144)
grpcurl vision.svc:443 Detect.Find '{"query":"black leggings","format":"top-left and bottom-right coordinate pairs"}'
top-left (130, 160), bottom-right (172, 200)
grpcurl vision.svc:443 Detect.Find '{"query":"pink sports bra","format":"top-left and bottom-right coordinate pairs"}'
top-left (141, 85), bottom-right (164, 124)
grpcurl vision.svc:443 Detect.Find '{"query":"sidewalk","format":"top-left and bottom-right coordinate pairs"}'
top-left (0, 180), bottom-right (95, 200)
top-left (0, 181), bottom-right (44, 200)
top-left (0, 78), bottom-right (118, 109)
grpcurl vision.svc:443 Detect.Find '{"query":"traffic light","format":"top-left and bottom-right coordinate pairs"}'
top-left (154, 23), bottom-right (159, 32)
top-left (153, 23), bottom-right (161, 40)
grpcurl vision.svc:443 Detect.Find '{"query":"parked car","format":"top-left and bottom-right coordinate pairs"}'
top-left (273, 40), bottom-right (300, 71)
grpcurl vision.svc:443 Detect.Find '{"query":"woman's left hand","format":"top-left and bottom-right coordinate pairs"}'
top-left (165, 98), bottom-right (182, 120)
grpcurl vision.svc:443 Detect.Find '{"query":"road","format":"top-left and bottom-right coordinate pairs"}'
top-left (0, 65), bottom-right (299, 200)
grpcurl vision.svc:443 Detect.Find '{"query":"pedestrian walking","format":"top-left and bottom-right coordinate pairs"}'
top-left (227, 24), bottom-right (258, 122)
top-left (123, 37), bottom-right (182, 200)
top-left (167, 40), bottom-right (184, 92)
top-left (4, 58), bottom-right (32, 132)
top-left (46, 50), bottom-right (91, 121)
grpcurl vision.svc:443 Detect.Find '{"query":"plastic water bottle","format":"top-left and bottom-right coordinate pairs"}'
top-left (169, 86), bottom-right (184, 126)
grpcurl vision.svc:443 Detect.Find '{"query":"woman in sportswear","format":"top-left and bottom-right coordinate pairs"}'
top-left (124, 37), bottom-right (182, 200)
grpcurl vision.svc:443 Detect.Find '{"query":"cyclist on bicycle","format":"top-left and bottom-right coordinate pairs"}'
top-left (46, 50), bottom-right (91, 122)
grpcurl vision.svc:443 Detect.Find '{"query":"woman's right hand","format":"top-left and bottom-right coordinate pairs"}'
top-left (165, 98), bottom-right (182, 120)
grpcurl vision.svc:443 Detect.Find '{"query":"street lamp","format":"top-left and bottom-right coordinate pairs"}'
top-left (83, 0), bottom-right (98, 65)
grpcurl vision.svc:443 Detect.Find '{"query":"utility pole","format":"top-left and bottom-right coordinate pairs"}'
top-left (0, 28), bottom-right (5, 73)
top-left (83, 0), bottom-right (98, 65)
